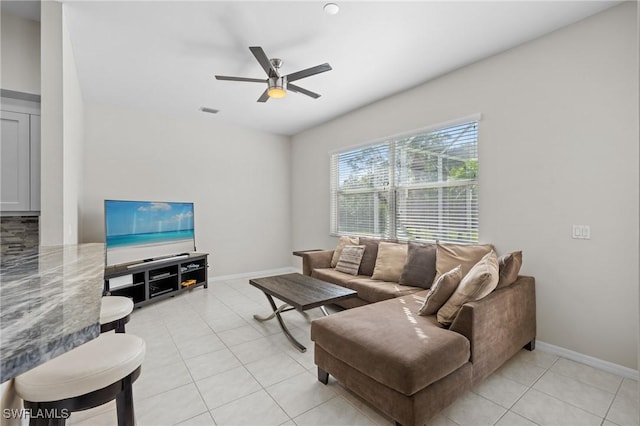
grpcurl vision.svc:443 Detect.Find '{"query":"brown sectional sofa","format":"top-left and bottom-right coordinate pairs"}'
top-left (304, 244), bottom-right (536, 426)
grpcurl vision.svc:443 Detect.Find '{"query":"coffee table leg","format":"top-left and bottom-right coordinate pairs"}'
top-left (320, 306), bottom-right (330, 316)
top-left (253, 303), bottom-right (292, 321)
top-left (255, 292), bottom-right (307, 353)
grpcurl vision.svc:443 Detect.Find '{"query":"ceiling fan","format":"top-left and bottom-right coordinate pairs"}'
top-left (215, 46), bottom-right (332, 102)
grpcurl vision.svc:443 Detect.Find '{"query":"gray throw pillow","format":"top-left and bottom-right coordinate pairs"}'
top-left (496, 251), bottom-right (523, 289)
top-left (399, 242), bottom-right (437, 289)
top-left (417, 265), bottom-right (462, 316)
top-left (358, 237), bottom-right (380, 276)
top-left (335, 245), bottom-right (366, 276)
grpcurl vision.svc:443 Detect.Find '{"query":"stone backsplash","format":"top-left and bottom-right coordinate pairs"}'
top-left (1, 216), bottom-right (39, 258)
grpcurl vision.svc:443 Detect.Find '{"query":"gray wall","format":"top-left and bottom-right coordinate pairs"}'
top-left (80, 103), bottom-right (292, 277)
top-left (290, 3), bottom-right (638, 369)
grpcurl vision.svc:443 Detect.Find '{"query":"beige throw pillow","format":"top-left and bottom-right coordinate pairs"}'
top-left (418, 265), bottom-right (462, 316)
top-left (437, 250), bottom-right (499, 326)
top-left (435, 242), bottom-right (495, 278)
top-left (371, 242), bottom-right (408, 282)
top-left (335, 245), bottom-right (366, 276)
top-left (331, 236), bottom-right (359, 268)
top-left (496, 251), bottom-right (523, 289)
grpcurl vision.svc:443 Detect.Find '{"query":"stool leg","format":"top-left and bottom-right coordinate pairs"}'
top-left (49, 417), bottom-right (66, 426)
top-left (115, 318), bottom-right (126, 333)
top-left (26, 402), bottom-right (65, 426)
top-left (116, 374), bottom-right (135, 426)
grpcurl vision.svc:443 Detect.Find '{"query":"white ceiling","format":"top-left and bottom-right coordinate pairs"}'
top-left (57, 1), bottom-right (619, 136)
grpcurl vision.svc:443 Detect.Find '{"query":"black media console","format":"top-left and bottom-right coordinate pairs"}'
top-left (103, 253), bottom-right (209, 307)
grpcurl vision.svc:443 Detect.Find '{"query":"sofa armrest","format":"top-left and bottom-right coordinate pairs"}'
top-left (302, 250), bottom-right (334, 276)
top-left (450, 275), bottom-right (536, 382)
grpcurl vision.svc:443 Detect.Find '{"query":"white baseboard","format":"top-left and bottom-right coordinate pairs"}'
top-left (536, 340), bottom-right (639, 381)
top-left (208, 267), bottom-right (299, 283)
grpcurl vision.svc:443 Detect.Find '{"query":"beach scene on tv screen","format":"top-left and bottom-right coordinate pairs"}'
top-left (105, 201), bottom-right (195, 265)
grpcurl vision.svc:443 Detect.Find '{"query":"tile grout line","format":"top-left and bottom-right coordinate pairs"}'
top-left (230, 280), bottom-right (388, 425)
top-left (493, 354), bottom-right (562, 426)
top-left (546, 357), bottom-right (626, 394)
top-left (599, 379), bottom-right (625, 426)
top-left (182, 284), bottom-right (253, 424)
top-left (162, 295), bottom-right (217, 424)
top-left (534, 355), bottom-right (621, 421)
top-left (183, 282), bottom-right (329, 425)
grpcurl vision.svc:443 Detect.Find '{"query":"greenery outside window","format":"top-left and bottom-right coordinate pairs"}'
top-left (330, 117), bottom-right (479, 243)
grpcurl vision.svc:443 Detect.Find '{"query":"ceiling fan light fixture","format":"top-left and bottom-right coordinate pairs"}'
top-left (267, 87), bottom-right (287, 98)
top-left (268, 76), bottom-right (287, 99)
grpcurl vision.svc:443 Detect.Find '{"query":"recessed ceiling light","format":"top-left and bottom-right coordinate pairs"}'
top-left (200, 107), bottom-right (219, 114)
top-left (324, 3), bottom-right (339, 15)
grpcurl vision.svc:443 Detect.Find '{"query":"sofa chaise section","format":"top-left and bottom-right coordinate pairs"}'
top-left (310, 275), bottom-right (536, 426)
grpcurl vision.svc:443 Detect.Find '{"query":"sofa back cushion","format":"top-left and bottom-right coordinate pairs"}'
top-left (399, 242), bottom-right (437, 289)
top-left (435, 242), bottom-right (495, 278)
top-left (358, 237), bottom-right (381, 276)
top-left (496, 251), bottom-right (523, 289)
top-left (371, 242), bottom-right (408, 282)
top-left (437, 251), bottom-right (499, 326)
top-left (331, 236), bottom-right (359, 268)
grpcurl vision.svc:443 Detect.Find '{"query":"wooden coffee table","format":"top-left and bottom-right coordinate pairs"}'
top-left (249, 273), bottom-right (357, 352)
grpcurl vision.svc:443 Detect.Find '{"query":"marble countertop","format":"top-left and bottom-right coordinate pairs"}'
top-left (0, 244), bottom-right (105, 383)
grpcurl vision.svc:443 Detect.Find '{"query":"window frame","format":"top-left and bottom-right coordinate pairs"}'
top-left (330, 114), bottom-right (481, 243)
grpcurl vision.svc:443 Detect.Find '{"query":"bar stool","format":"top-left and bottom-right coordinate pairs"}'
top-left (15, 333), bottom-right (145, 426)
top-left (100, 296), bottom-right (134, 333)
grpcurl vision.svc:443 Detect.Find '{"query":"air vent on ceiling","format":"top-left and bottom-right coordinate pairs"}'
top-left (200, 107), bottom-right (219, 114)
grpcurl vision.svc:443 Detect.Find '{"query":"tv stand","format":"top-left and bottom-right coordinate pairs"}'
top-left (104, 253), bottom-right (209, 307)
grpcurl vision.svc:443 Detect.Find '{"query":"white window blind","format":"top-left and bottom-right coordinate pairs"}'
top-left (330, 143), bottom-right (391, 237)
top-left (330, 120), bottom-right (479, 243)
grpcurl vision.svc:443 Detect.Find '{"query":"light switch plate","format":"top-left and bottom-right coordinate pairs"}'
top-left (572, 224), bottom-right (591, 240)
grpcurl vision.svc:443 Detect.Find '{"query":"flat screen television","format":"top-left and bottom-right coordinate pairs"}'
top-left (104, 199), bottom-right (196, 267)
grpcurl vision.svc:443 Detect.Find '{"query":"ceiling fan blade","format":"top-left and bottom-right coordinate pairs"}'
top-left (286, 63), bottom-right (332, 83)
top-left (257, 89), bottom-right (270, 103)
top-left (249, 46), bottom-right (278, 77)
top-left (287, 83), bottom-right (321, 99)
top-left (215, 75), bottom-right (266, 83)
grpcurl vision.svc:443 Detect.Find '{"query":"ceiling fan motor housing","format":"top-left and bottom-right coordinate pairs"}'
top-left (268, 76), bottom-right (287, 90)
top-left (269, 58), bottom-right (283, 73)
top-left (268, 75), bottom-right (287, 98)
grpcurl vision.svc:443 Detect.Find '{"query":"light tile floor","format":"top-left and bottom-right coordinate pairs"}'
top-left (70, 279), bottom-right (639, 426)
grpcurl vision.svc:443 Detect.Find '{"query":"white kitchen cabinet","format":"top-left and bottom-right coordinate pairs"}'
top-left (1, 106), bottom-right (40, 212)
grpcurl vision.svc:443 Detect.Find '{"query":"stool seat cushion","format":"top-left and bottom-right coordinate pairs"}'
top-left (15, 334), bottom-right (145, 402)
top-left (100, 296), bottom-right (134, 325)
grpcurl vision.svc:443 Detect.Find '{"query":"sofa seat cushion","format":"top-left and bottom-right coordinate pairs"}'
top-left (311, 294), bottom-right (471, 396)
top-left (311, 268), bottom-right (369, 287)
top-left (346, 277), bottom-right (422, 303)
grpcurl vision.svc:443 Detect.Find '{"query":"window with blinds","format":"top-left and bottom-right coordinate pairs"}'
top-left (330, 119), bottom-right (478, 243)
